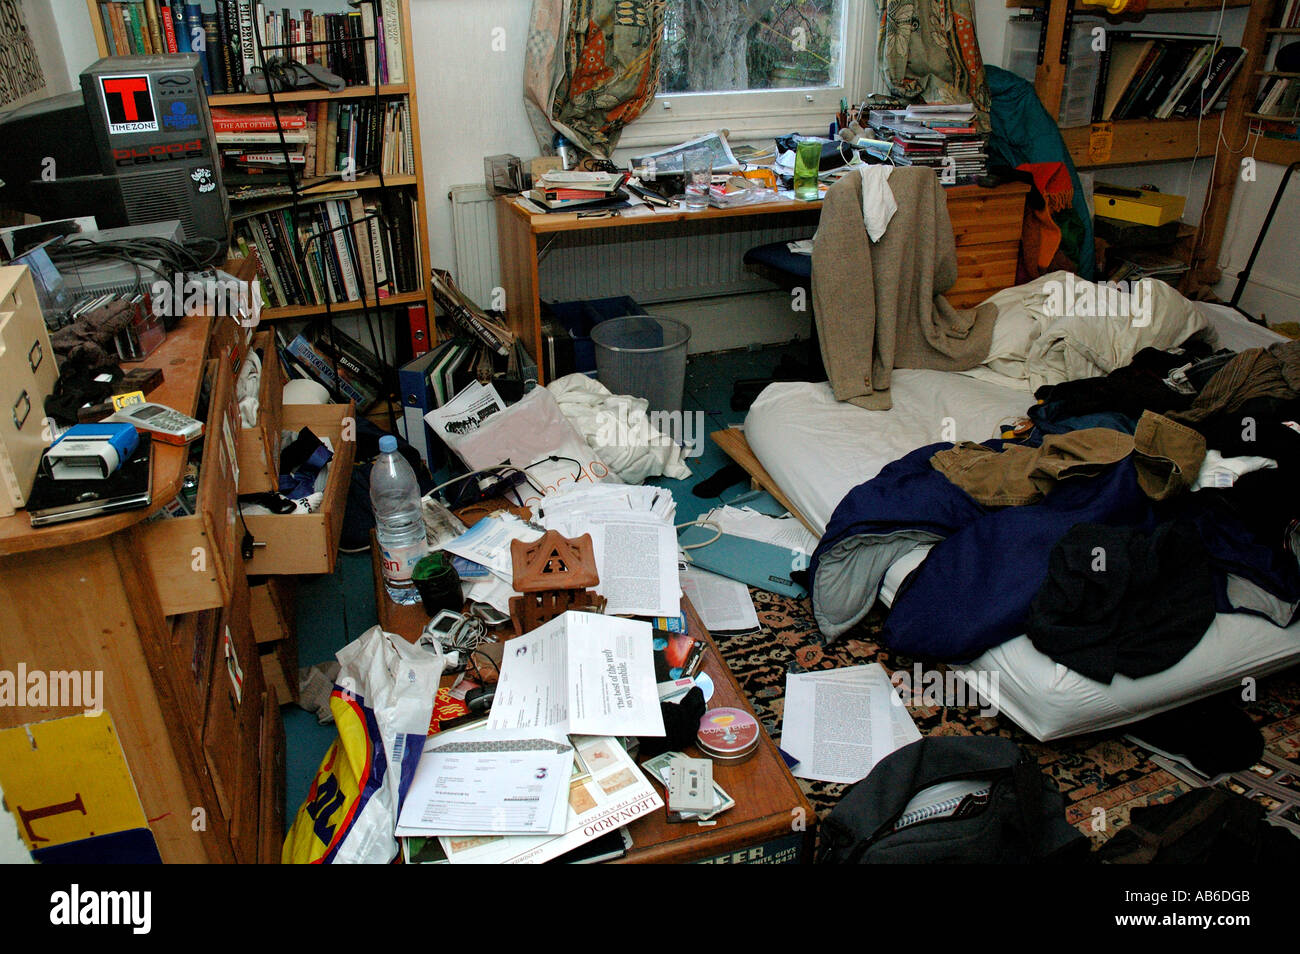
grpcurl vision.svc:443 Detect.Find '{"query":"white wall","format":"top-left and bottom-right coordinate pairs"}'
top-left (49, 0), bottom-right (100, 84)
top-left (11, 0), bottom-right (75, 103)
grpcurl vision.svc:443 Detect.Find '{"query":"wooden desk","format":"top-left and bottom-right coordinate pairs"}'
top-left (495, 182), bottom-right (1029, 384)
top-left (372, 534), bottom-right (816, 864)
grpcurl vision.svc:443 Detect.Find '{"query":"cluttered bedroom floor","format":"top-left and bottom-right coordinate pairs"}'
top-left (283, 341), bottom-right (1300, 851)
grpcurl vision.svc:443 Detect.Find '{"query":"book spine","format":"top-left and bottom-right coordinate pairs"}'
top-left (237, 0), bottom-right (256, 78)
top-left (107, 3), bottom-right (129, 57)
top-left (125, 4), bottom-right (146, 55)
top-left (325, 200), bottom-right (361, 300)
top-left (172, 0), bottom-right (190, 53)
top-left (381, 0), bottom-right (403, 85)
top-left (141, 0), bottom-right (160, 53)
top-left (225, 0), bottom-right (244, 92)
top-left (160, 0), bottom-right (180, 52)
top-left (1201, 49), bottom-right (1245, 115)
top-left (286, 336), bottom-right (367, 404)
top-left (213, 2), bottom-right (232, 93)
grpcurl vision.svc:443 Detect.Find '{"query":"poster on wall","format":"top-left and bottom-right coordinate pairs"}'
top-left (0, 0), bottom-right (46, 108)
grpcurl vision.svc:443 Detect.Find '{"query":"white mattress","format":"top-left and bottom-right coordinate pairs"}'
top-left (743, 307), bottom-right (1300, 740)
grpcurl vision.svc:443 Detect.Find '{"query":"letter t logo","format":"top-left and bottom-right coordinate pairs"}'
top-left (102, 77), bottom-right (148, 120)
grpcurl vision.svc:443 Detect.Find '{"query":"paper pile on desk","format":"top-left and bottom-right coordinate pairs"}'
top-left (781, 664), bottom-right (920, 785)
top-left (488, 611), bottom-right (666, 738)
top-left (535, 484), bottom-right (681, 617)
top-left (432, 733), bottom-right (660, 864)
top-left (395, 727), bottom-right (575, 837)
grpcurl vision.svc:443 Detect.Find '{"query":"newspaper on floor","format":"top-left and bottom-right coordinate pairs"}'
top-left (702, 505), bottom-right (818, 556)
top-left (781, 663), bottom-right (921, 785)
top-left (437, 734), bottom-right (661, 864)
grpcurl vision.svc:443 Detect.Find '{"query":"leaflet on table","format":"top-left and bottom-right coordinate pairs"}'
top-left (437, 734), bottom-right (661, 864)
top-left (533, 483), bottom-right (675, 524)
top-left (441, 511), bottom-right (543, 584)
top-left (781, 664), bottom-right (921, 784)
top-left (488, 611), bottom-right (666, 738)
top-left (630, 131), bottom-right (740, 175)
top-left (680, 565), bottom-right (760, 633)
top-left (394, 727), bottom-right (573, 837)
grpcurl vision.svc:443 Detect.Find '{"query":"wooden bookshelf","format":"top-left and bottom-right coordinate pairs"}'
top-left (260, 288), bottom-right (427, 322)
top-left (212, 83), bottom-right (410, 106)
top-left (1061, 118), bottom-right (1221, 168)
top-left (1030, 0), bottom-right (1283, 286)
top-left (85, 0), bottom-right (433, 324)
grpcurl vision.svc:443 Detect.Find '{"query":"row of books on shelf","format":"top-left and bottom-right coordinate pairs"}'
top-left (96, 1), bottom-right (405, 95)
top-left (215, 97), bottom-right (415, 187)
top-left (232, 190), bottom-right (421, 311)
top-left (276, 320), bottom-right (399, 410)
top-left (1254, 77), bottom-right (1300, 122)
top-left (868, 104), bottom-right (987, 181)
top-left (1091, 33), bottom-right (1244, 122)
top-left (1279, 0), bottom-right (1300, 30)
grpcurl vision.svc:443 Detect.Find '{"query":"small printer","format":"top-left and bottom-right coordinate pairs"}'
top-left (44, 422), bottom-right (140, 480)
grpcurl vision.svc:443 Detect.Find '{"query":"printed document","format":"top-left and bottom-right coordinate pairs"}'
top-left (395, 728), bottom-right (573, 837)
top-left (438, 734), bottom-right (661, 864)
top-left (782, 664), bottom-right (920, 784)
top-left (679, 566), bottom-right (759, 633)
top-left (488, 611), bottom-right (666, 737)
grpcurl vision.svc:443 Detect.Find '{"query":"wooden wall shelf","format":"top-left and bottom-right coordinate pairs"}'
top-left (1061, 118), bottom-right (1221, 168)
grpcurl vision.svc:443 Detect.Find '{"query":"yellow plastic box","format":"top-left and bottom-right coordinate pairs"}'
top-left (1094, 185), bottom-right (1186, 227)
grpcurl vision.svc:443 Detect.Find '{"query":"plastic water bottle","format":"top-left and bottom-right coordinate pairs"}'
top-left (371, 436), bottom-right (429, 604)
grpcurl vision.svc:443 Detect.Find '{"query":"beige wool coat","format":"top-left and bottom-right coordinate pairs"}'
top-left (811, 166), bottom-right (998, 410)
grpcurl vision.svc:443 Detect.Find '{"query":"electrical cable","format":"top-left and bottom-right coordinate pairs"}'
top-left (675, 517), bottom-right (722, 550)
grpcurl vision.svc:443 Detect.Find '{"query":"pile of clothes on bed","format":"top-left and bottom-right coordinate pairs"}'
top-left (811, 282), bottom-right (1300, 687)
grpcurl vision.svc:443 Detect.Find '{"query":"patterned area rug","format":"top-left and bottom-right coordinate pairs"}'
top-left (712, 589), bottom-right (1300, 851)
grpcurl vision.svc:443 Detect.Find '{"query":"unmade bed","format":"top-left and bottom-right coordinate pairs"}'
top-left (739, 302), bottom-right (1300, 741)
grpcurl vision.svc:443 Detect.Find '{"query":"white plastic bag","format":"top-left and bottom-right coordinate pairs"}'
top-left (283, 626), bottom-right (444, 864)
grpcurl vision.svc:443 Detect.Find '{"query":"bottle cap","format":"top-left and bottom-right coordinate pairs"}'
top-left (379, 435), bottom-right (397, 453)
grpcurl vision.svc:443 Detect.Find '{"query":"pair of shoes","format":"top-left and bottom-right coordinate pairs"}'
top-left (244, 57), bottom-right (346, 94)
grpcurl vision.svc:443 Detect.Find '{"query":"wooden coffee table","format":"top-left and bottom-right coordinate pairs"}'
top-left (370, 537), bottom-right (815, 864)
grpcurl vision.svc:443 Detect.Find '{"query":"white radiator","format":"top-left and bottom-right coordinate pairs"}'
top-left (448, 183), bottom-right (817, 308)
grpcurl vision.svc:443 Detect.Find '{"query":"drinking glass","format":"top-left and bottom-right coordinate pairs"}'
top-left (794, 140), bottom-right (822, 201)
top-left (683, 149), bottom-right (712, 210)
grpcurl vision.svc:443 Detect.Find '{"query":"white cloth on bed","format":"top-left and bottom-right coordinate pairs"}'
top-left (954, 271), bottom-right (1207, 392)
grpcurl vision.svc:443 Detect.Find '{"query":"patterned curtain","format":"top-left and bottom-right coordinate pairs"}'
top-left (524, 0), bottom-right (666, 159)
top-left (876, 0), bottom-right (992, 131)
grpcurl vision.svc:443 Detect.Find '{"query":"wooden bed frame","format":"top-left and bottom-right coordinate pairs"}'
top-left (711, 428), bottom-right (817, 535)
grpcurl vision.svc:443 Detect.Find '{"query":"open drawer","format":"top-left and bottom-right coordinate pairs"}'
top-left (136, 357), bottom-right (241, 617)
top-left (242, 402), bottom-right (356, 576)
top-left (235, 330), bottom-right (284, 495)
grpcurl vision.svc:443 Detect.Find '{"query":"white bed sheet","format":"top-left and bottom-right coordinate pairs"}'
top-left (743, 304), bottom-right (1299, 741)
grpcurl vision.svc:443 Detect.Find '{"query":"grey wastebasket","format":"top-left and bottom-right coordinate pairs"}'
top-left (590, 314), bottom-right (692, 413)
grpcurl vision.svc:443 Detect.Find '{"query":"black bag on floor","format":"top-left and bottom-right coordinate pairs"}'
top-left (818, 736), bottom-right (1088, 864)
top-left (1096, 788), bottom-right (1300, 864)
